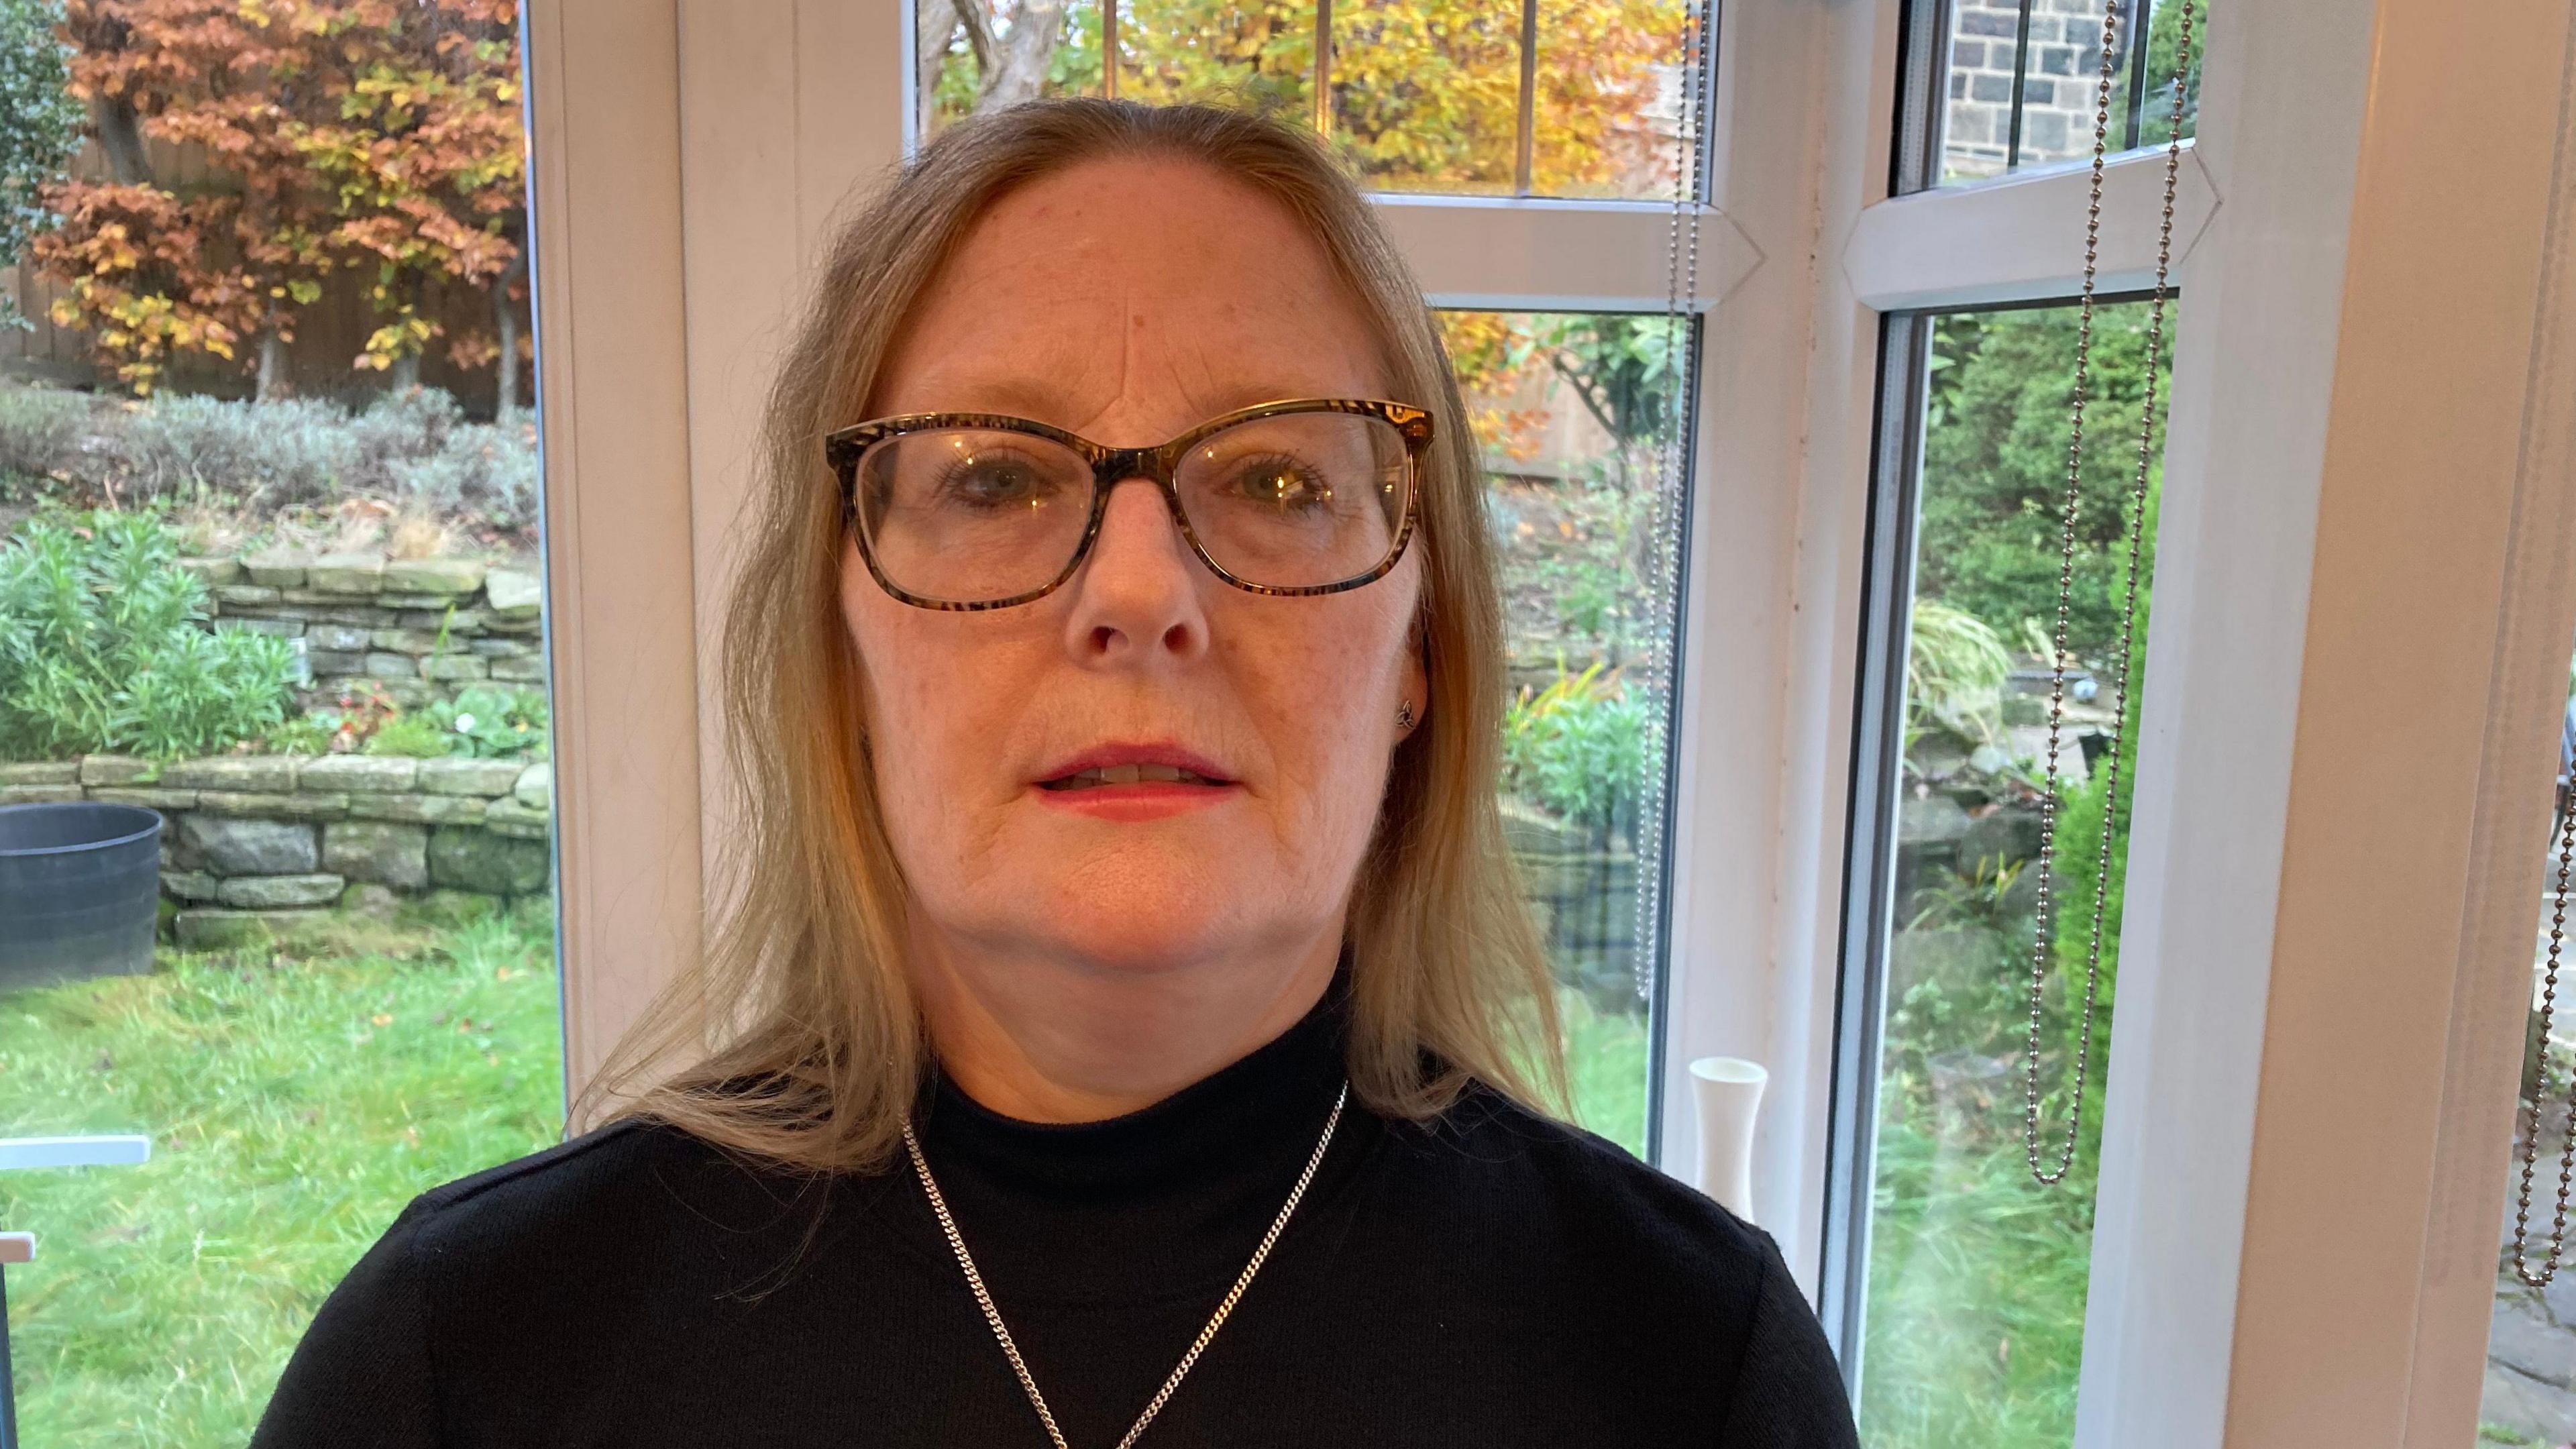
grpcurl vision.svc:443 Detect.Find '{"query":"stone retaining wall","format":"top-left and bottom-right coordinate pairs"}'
top-left (0, 752), bottom-right (551, 949)
top-left (176, 548), bottom-right (543, 711)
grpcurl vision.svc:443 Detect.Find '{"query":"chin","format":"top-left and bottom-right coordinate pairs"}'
top-left (1017, 845), bottom-right (1289, 973)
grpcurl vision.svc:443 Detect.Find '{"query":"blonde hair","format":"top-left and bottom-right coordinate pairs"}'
top-left (577, 98), bottom-right (1565, 1172)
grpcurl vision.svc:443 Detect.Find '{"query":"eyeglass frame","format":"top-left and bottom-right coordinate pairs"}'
top-left (822, 396), bottom-right (1434, 612)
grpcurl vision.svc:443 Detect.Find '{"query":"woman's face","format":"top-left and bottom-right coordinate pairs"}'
top-left (844, 155), bottom-right (1427, 983)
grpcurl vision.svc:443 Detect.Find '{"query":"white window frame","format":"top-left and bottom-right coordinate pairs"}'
top-left (522, 0), bottom-right (2576, 1442)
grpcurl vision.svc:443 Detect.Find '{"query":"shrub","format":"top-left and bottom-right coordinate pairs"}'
top-left (425, 683), bottom-right (547, 759)
top-left (0, 507), bottom-right (297, 760)
top-left (113, 394), bottom-right (360, 508)
top-left (0, 0), bottom-right (80, 332)
top-left (1500, 661), bottom-right (1651, 829)
top-left (363, 713), bottom-right (454, 759)
top-left (392, 421), bottom-right (541, 535)
top-left (0, 386), bottom-right (87, 486)
top-left (1908, 596), bottom-right (2013, 748)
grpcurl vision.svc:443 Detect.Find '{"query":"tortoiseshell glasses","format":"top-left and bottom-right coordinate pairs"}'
top-left (823, 398), bottom-right (1432, 611)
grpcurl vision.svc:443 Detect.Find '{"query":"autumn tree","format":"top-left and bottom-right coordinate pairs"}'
top-left (290, 0), bottom-right (525, 407)
top-left (34, 0), bottom-right (527, 409)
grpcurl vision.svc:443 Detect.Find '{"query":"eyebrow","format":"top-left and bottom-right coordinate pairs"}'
top-left (903, 375), bottom-right (1381, 433)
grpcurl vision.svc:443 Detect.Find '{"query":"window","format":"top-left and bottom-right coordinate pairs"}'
top-left (2482, 653), bottom-right (2576, 1448)
top-left (1446, 309), bottom-right (1695, 1154)
top-left (919, 0), bottom-right (1696, 199)
top-left (1832, 297), bottom-right (2175, 1442)
top-left (0, 11), bottom-right (559, 1440)
top-left (1923, 0), bottom-right (2204, 189)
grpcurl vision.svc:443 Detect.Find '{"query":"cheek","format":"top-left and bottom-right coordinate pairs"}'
top-left (839, 554), bottom-right (1018, 869)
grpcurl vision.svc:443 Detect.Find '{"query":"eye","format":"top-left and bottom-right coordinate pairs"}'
top-left (1223, 453), bottom-right (1334, 512)
top-left (936, 449), bottom-right (1064, 510)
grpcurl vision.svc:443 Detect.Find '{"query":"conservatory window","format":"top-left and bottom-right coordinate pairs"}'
top-left (917, 0), bottom-right (1697, 199)
top-left (1920, 0), bottom-right (2204, 189)
top-left (1829, 295), bottom-right (2176, 1440)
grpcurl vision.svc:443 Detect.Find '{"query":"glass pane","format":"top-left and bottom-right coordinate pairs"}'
top-left (1328, 0), bottom-right (1519, 195)
top-left (0, 13), bottom-right (561, 1441)
top-left (1527, 0), bottom-right (1693, 199)
top-left (1937, 0), bottom-right (2204, 187)
top-left (1442, 309), bottom-right (1688, 1157)
top-left (2479, 665), bottom-right (2576, 1448)
top-left (924, 0), bottom-right (1108, 138)
top-left (1856, 299), bottom-right (2176, 1445)
top-left (912, 0), bottom-right (1699, 201)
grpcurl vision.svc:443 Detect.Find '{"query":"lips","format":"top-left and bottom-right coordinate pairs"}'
top-left (1034, 743), bottom-right (1237, 793)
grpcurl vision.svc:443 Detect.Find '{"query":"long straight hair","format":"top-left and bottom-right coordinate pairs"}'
top-left (575, 99), bottom-right (1566, 1172)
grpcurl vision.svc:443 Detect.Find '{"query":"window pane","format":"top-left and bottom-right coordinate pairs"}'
top-left (1442, 309), bottom-right (1688, 1157)
top-left (0, 15), bottom-right (561, 1440)
top-left (1854, 299), bottom-right (2175, 1444)
top-left (2480, 680), bottom-right (2576, 1447)
top-left (1937, 0), bottom-right (2204, 186)
top-left (914, 0), bottom-right (1699, 200)
top-left (1527, 0), bottom-right (1694, 199)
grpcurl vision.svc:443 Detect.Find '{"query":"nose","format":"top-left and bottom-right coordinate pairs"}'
top-left (1061, 477), bottom-right (1210, 666)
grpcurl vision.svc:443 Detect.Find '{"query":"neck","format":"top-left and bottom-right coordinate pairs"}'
top-left (906, 924), bottom-right (1344, 1124)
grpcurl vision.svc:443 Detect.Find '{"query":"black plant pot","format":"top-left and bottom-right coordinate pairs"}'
top-left (0, 802), bottom-right (164, 991)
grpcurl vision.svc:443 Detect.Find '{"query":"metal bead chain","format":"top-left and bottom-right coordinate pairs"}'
top-left (1633, 0), bottom-right (1714, 1005)
top-left (900, 1081), bottom-right (1348, 1449)
top-left (2023, 0), bottom-right (2197, 1185)
top-left (2512, 802), bottom-right (2576, 1286)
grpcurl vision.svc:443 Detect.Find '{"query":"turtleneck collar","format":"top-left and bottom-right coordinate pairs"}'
top-left (915, 960), bottom-right (1353, 1199)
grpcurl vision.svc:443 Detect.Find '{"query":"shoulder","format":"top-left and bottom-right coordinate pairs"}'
top-left (1381, 1084), bottom-right (1785, 1307)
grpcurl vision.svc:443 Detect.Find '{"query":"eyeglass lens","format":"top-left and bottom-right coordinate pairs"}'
top-left (853, 412), bottom-right (1410, 605)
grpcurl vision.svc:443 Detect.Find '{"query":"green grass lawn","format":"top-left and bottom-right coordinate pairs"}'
top-left (1561, 989), bottom-right (1652, 1158)
top-left (0, 904), bottom-right (564, 1448)
top-left (1857, 1105), bottom-right (2095, 1448)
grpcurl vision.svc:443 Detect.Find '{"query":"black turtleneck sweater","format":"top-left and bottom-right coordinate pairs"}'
top-left (249, 987), bottom-right (1860, 1447)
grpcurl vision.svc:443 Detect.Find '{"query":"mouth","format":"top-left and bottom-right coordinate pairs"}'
top-left (1040, 762), bottom-right (1232, 791)
top-left (1032, 744), bottom-right (1240, 818)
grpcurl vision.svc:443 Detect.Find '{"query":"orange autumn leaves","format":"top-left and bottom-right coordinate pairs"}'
top-left (30, 0), bottom-right (524, 392)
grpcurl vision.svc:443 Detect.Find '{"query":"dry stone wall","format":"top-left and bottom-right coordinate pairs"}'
top-left (0, 753), bottom-right (551, 949)
top-left (177, 548), bottom-right (543, 710)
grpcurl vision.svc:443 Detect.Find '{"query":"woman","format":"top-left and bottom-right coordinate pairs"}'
top-left (251, 99), bottom-right (1860, 1448)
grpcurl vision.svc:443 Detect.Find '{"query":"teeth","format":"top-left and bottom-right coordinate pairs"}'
top-left (1045, 763), bottom-right (1222, 790)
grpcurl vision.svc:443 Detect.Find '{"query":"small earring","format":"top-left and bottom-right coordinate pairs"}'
top-left (1395, 699), bottom-right (1417, 732)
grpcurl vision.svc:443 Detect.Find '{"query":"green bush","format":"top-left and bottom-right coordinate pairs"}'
top-left (0, 386), bottom-right (89, 488)
top-left (1500, 662), bottom-right (1650, 828)
top-left (362, 713), bottom-right (454, 759)
top-left (424, 684), bottom-right (548, 759)
top-left (0, 0), bottom-right (80, 332)
top-left (0, 508), bottom-right (299, 761)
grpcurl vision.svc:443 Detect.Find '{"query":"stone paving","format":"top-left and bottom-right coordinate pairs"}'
top-left (2487, 1269), bottom-right (2576, 1445)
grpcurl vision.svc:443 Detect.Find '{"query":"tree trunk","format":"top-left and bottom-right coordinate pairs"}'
top-left (90, 97), bottom-right (152, 186)
top-left (390, 351), bottom-right (422, 392)
top-left (256, 331), bottom-right (291, 401)
top-left (916, 0), bottom-right (957, 136)
top-left (492, 243), bottom-right (527, 421)
top-left (977, 0), bottom-right (1069, 112)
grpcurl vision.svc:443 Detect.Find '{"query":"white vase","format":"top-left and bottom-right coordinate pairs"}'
top-left (1688, 1056), bottom-right (1768, 1224)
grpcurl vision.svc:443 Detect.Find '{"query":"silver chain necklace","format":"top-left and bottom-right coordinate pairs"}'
top-left (900, 1079), bottom-right (1349, 1449)
top-left (2022, 0), bottom-right (2199, 1185)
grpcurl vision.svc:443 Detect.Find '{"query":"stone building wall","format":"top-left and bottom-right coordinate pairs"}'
top-left (1943, 0), bottom-right (2116, 180)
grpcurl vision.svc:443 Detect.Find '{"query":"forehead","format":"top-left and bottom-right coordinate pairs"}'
top-left (869, 154), bottom-right (1395, 432)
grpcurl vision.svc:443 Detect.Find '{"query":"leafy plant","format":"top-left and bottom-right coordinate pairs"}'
top-left (1500, 661), bottom-right (1651, 828)
top-left (1905, 855), bottom-right (2028, 934)
top-left (424, 682), bottom-right (546, 759)
top-left (362, 712), bottom-right (453, 759)
top-left (0, 0), bottom-right (80, 332)
top-left (255, 711), bottom-right (337, 755)
top-left (0, 507), bottom-right (297, 760)
top-left (1908, 597), bottom-right (2014, 748)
